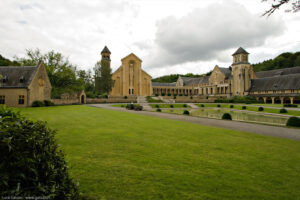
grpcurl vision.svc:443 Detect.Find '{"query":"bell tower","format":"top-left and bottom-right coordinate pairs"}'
top-left (231, 47), bottom-right (254, 96)
top-left (101, 46), bottom-right (111, 65)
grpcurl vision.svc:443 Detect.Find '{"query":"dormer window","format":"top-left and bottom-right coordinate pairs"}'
top-left (20, 76), bottom-right (25, 83)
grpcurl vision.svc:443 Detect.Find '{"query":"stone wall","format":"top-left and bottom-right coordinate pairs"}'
top-left (51, 98), bottom-right (80, 105)
top-left (87, 97), bottom-right (137, 104)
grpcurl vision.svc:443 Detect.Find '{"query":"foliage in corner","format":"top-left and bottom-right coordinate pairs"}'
top-left (0, 106), bottom-right (79, 199)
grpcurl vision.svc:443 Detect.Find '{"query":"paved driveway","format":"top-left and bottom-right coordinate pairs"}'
top-left (89, 104), bottom-right (300, 141)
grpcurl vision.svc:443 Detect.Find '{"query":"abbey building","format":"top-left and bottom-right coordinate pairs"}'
top-left (107, 46), bottom-right (300, 104)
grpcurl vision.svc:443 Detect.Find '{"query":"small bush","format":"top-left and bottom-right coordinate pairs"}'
top-left (0, 106), bottom-right (79, 198)
top-left (155, 104), bottom-right (160, 108)
top-left (184, 94), bottom-right (188, 96)
top-left (286, 116), bottom-right (300, 127)
top-left (134, 105), bottom-right (143, 111)
top-left (173, 96), bottom-right (177, 99)
top-left (44, 100), bottom-right (55, 106)
top-left (161, 93), bottom-right (165, 96)
top-left (126, 104), bottom-right (134, 110)
top-left (258, 107), bottom-right (264, 111)
top-left (217, 104), bottom-right (221, 107)
top-left (170, 104), bottom-right (174, 108)
top-left (156, 108), bottom-right (161, 112)
top-left (280, 108), bottom-right (287, 113)
top-left (155, 94), bottom-right (159, 97)
top-left (183, 110), bottom-right (190, 115)
top-left (167, 93), bottom-right (171, 96)
top-left (242, 106), bottom-right (247, 110)
top-left (190, 96), bottom-right (193, 99)
top-left (222, 113), bottom-right (232, 120)
top-left (183, 104), bottom-right (188, 108)
top-left (200, 104), bottom-right (205, 107)
top-left (284, 104), bottom-right (298, 108)
top-left (101, 93), bottom-right (108, 98)
top-left (179, 94), bottom-right (183, 96)
top-left (32, 100), bottom-right (44, 107)
top-left (230, 105), bottom-right (234, 108)
top-left (124, 96), bottom-right (128, 99)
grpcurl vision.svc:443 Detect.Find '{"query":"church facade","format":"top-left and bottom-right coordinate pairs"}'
top-left (108, 46), bottom-right (300, 104)
top-left (103, 46), bottom-right (152, 97)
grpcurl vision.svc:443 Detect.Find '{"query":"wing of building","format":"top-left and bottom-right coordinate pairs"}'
top-left (0, 61), bottom-right (52, 107)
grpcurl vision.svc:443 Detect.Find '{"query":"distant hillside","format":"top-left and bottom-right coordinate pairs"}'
top-left (152, 72), bottom-right (211, 83)
top-left (0, 54), bottom-right (20, 66)
top-left (252, 52), bottom-right (300, 72)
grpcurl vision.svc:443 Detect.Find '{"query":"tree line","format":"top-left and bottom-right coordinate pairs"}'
top-left (0, 49), bottom-right (113, 98)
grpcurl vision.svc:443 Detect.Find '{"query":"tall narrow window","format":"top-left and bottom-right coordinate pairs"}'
top-left (18, 95), bottom-right (25, 104)
top-left (0, 96), bottom-right (5, 104)
top-left (132, 89), bottom-right (134, 94)
top-left (129, 89), bottom-right (131, 94)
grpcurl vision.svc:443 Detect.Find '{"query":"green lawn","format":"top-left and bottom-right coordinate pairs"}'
top-left (150, 104), bottom-right (190, 108)
top-left (196, 103), bottom-right (300, 116)
top-left (16, 105), bottom-right (300, 200)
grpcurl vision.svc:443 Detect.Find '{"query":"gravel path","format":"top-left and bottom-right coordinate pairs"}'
top-left (89, 104), bottom-right (300, 141)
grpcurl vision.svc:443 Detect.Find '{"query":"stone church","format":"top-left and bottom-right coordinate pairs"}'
top-left (103, 46), bottom-right (152, 96)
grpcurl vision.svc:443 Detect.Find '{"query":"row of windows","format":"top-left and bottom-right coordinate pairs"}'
top-left (0, 95), bottom-right (25, 105)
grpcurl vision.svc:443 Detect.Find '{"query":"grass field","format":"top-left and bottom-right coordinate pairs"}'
top-left (16, 105), bottom-right (300, 200)
top-left (150, 104), bottom-right (190, 108)
top-left (196, 103), bottom-right (300, 116)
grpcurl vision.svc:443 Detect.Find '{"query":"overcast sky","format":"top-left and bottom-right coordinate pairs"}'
top-left (0, 0), bottom-right (299, 78)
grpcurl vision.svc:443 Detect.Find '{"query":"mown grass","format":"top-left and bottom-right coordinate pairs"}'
top-left (16, 105), bottom-right (300, 200)
top-left (196, 104), bottom-right (300, 116)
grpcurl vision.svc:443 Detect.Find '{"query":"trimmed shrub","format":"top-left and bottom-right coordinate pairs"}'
top-left (32, 100), bottom-right (44, 107)
top-left (242, 106), bottom-right (247, 110)
top-left (0, 106), bottom-right (79, 199)
top-left (44, 100), bottom-right (55, 106)
top-left (167, 93), bottom-right (171, 96)
top-left (170, 104), bottom-right (174, 108)
top-left (155, 94), bottom-right (159, 97)
top-left (183, 110), bottom-right (190, 115)
top-left (124, 96), bottom-right (128, 99)
top-left (134, 105), bottom-right (143, 111)
top-left (173, 96), bottom-right (177, 99)
top-left (200, 104), bottom-right (205, 107)
top-left (258, 107), bottom-right (264, 111)
top-left (179, 94), bottom-right (183, 96)
top-left (284, 104), bottom-right (298, 108)
top-left (286, 116), bottom-right (300, 127)
top-left (155, 104), bottom-right (160, 108)
top-left (184, 94), bottom-right (188, 96)
top-left (217, 104), bottom-right (221, 107)
top-left (190, 96), bottom-right (193, 99)
top-left (280, 108), bottom-right (288, 113)
top-left (222, 113), bottom-right (232, 120)
top-left (126, 104), bottom-right (134, 110)
top-left (230, 105), bottom-right (234, 108)
top-left (101, 93), bottom-right (108, 98)
top-left (156, 108), bottom-right (161, 112)
top-left (161, 93), bottom-right (165, 96)
top-left (183, 104), bottom-right (188, 108)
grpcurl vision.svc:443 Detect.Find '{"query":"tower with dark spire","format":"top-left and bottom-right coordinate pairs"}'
top-left (231, 47), bottom-right (255, 96)
top-left (101, 46), bottom-right (111, 63)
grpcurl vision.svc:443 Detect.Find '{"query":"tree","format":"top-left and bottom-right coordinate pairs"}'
top-left (262, 0), bottom-right (300, 16)
top-left (16, 49), bottom-right (84, 98)
top-left (94, 59), bottom-right (114, 95)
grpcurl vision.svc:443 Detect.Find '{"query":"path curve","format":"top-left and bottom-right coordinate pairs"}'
top-left (88, 104), bottom-right (300, 141)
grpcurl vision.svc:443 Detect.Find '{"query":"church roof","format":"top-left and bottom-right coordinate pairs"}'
top-left (232, 47), bottom-right (249, 56)
top-left (0, 65), bottom-right (38, 88)
top-left (255, 66), bottom-right (300, 78)
top-left (181, 76), bottom-right (209, 86)
top-left (101, 46), bottom-right (111, 54)
top-left (250, 73), bottom-right (300, 91)
top-left (152, 82), bottom-right (176, 87)
top-left (218, 67), bottom-right (232, 79)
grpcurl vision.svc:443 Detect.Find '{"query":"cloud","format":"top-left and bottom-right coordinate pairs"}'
top-left (144, 1), bottom-right (286, 68)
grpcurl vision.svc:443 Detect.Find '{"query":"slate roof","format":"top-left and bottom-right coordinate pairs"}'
top-left (250, 73), bottom-right (300, 91)
top-left (152, 82), bottom-right (176, 87)
top-left (181, 76), bottom-right (209, 86)
top-left (255, 66), bottom-right (300, 78)
top-left (232, 47), bottom-right (249, 56)
top-left (101, 46), bottom-right (111, 54)
top-left (218, 67), bottom-right (232, 79)
top-left (0, 66), bottom-right (37, 88)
